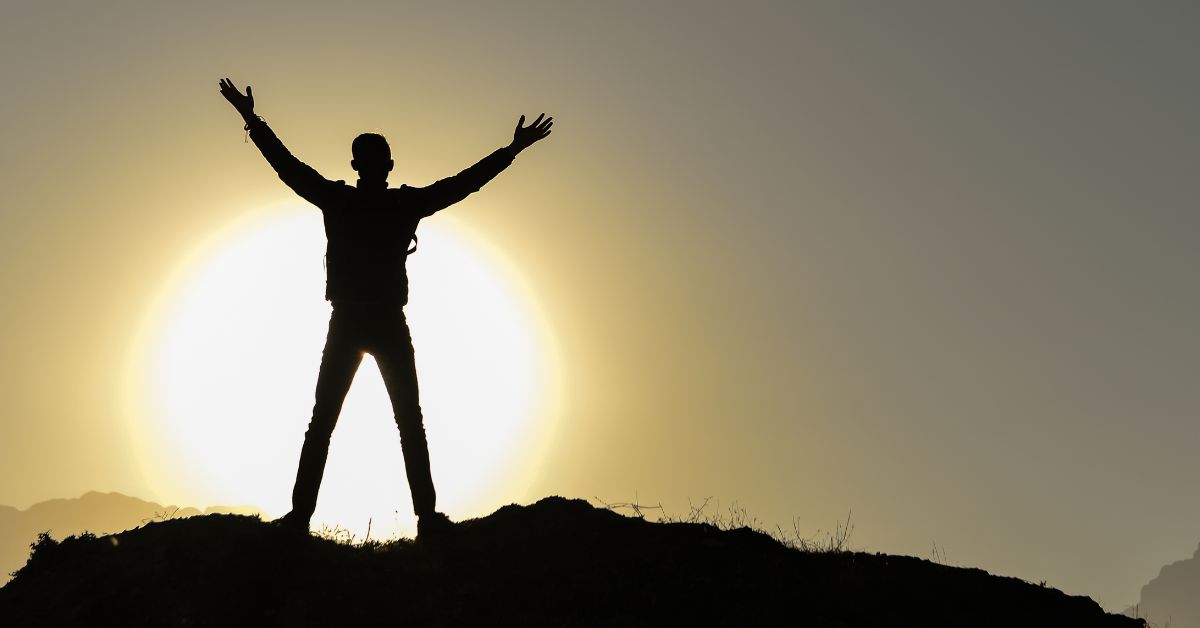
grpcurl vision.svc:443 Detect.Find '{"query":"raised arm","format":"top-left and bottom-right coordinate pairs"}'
top-left (412, 113), bottom-right (554, 216)
top-left (219, 78), bottom-right (337, 207)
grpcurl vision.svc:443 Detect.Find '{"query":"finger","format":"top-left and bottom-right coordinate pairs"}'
top-left (517, 114), bottom-right (525, 128)
top-left (246, 85), bottom-right (253, 99)
top-left (532, 113), bottom-right (545, 126)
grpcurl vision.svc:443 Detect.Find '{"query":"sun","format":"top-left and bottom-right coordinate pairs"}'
top-left (125, 204), bottom-right (558, 537)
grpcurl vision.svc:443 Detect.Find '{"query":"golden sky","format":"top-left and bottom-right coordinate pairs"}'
top-left (2, 0), bottom-right (1199, 611)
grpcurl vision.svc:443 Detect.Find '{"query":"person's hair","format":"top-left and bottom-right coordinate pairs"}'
top-left (352, 133), bottom-right (391, 164)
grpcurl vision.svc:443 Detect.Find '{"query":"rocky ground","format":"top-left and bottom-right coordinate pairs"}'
top-left (0, 496), bottom-right (1142, 627)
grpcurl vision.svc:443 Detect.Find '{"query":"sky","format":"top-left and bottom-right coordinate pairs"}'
top-left (1, 0), bottom-right (1198, 611)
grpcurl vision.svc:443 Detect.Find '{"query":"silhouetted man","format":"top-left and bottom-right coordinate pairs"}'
top-left (218, 78), bottom-right (552, 539)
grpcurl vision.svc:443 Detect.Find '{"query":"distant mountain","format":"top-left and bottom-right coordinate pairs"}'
top-left (1126, 543), bottom-right (1200, 628)
top-left (0, 491), bottom-right (260, 585)
top-left (0, 496), bottom-right (1140, 627)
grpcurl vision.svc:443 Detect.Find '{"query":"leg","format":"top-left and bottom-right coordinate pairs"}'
top-left (290, 312), bottom-right (364, 521)
top-left (372, 310), bottom-right (437, 518)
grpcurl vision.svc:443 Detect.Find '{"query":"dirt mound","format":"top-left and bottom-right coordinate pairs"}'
top-left (0, 496), bottom-right (1141, 627)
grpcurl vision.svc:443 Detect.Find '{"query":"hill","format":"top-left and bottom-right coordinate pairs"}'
top-left (0, 496), bottom-right (1141, 627)
top-left (0, 491), bottom-right (260, 587)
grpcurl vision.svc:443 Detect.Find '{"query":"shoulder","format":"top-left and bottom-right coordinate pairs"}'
top-left (318, 181), bottom-right (354, 212)
top-left (390, 185), bottom-right (419, 202)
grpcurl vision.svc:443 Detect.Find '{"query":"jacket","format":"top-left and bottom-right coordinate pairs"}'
top-left (247, 117), bottom-right (515, 304)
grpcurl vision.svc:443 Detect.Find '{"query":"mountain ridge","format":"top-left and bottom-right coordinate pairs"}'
top-left (1126, 542), bottom-right (1200, 628)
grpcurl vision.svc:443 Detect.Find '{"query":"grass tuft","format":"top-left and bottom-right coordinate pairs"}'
top-left (595, 495), bottom-right (855, 553)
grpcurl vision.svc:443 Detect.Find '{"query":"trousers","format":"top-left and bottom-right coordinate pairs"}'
top-left (289, 301), bottom-right (436, 519)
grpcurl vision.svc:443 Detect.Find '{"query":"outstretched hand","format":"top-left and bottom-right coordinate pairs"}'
top-left (510, 113), bottom-right (553, 153)
top-left (219, 78), bottom-right (255, 120)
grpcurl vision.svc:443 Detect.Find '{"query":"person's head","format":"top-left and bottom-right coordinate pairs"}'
top-left (351, 132), bottom-right (394, 182)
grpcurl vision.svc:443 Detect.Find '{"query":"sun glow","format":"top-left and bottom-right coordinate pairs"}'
top-left (125, 205), bottom-right (558, 537)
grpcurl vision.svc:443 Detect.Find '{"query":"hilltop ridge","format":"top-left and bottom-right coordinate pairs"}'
top-left (0, 496), bottom-right (1141, 627)
top-left (0, 491), bottom-right (260, 587)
